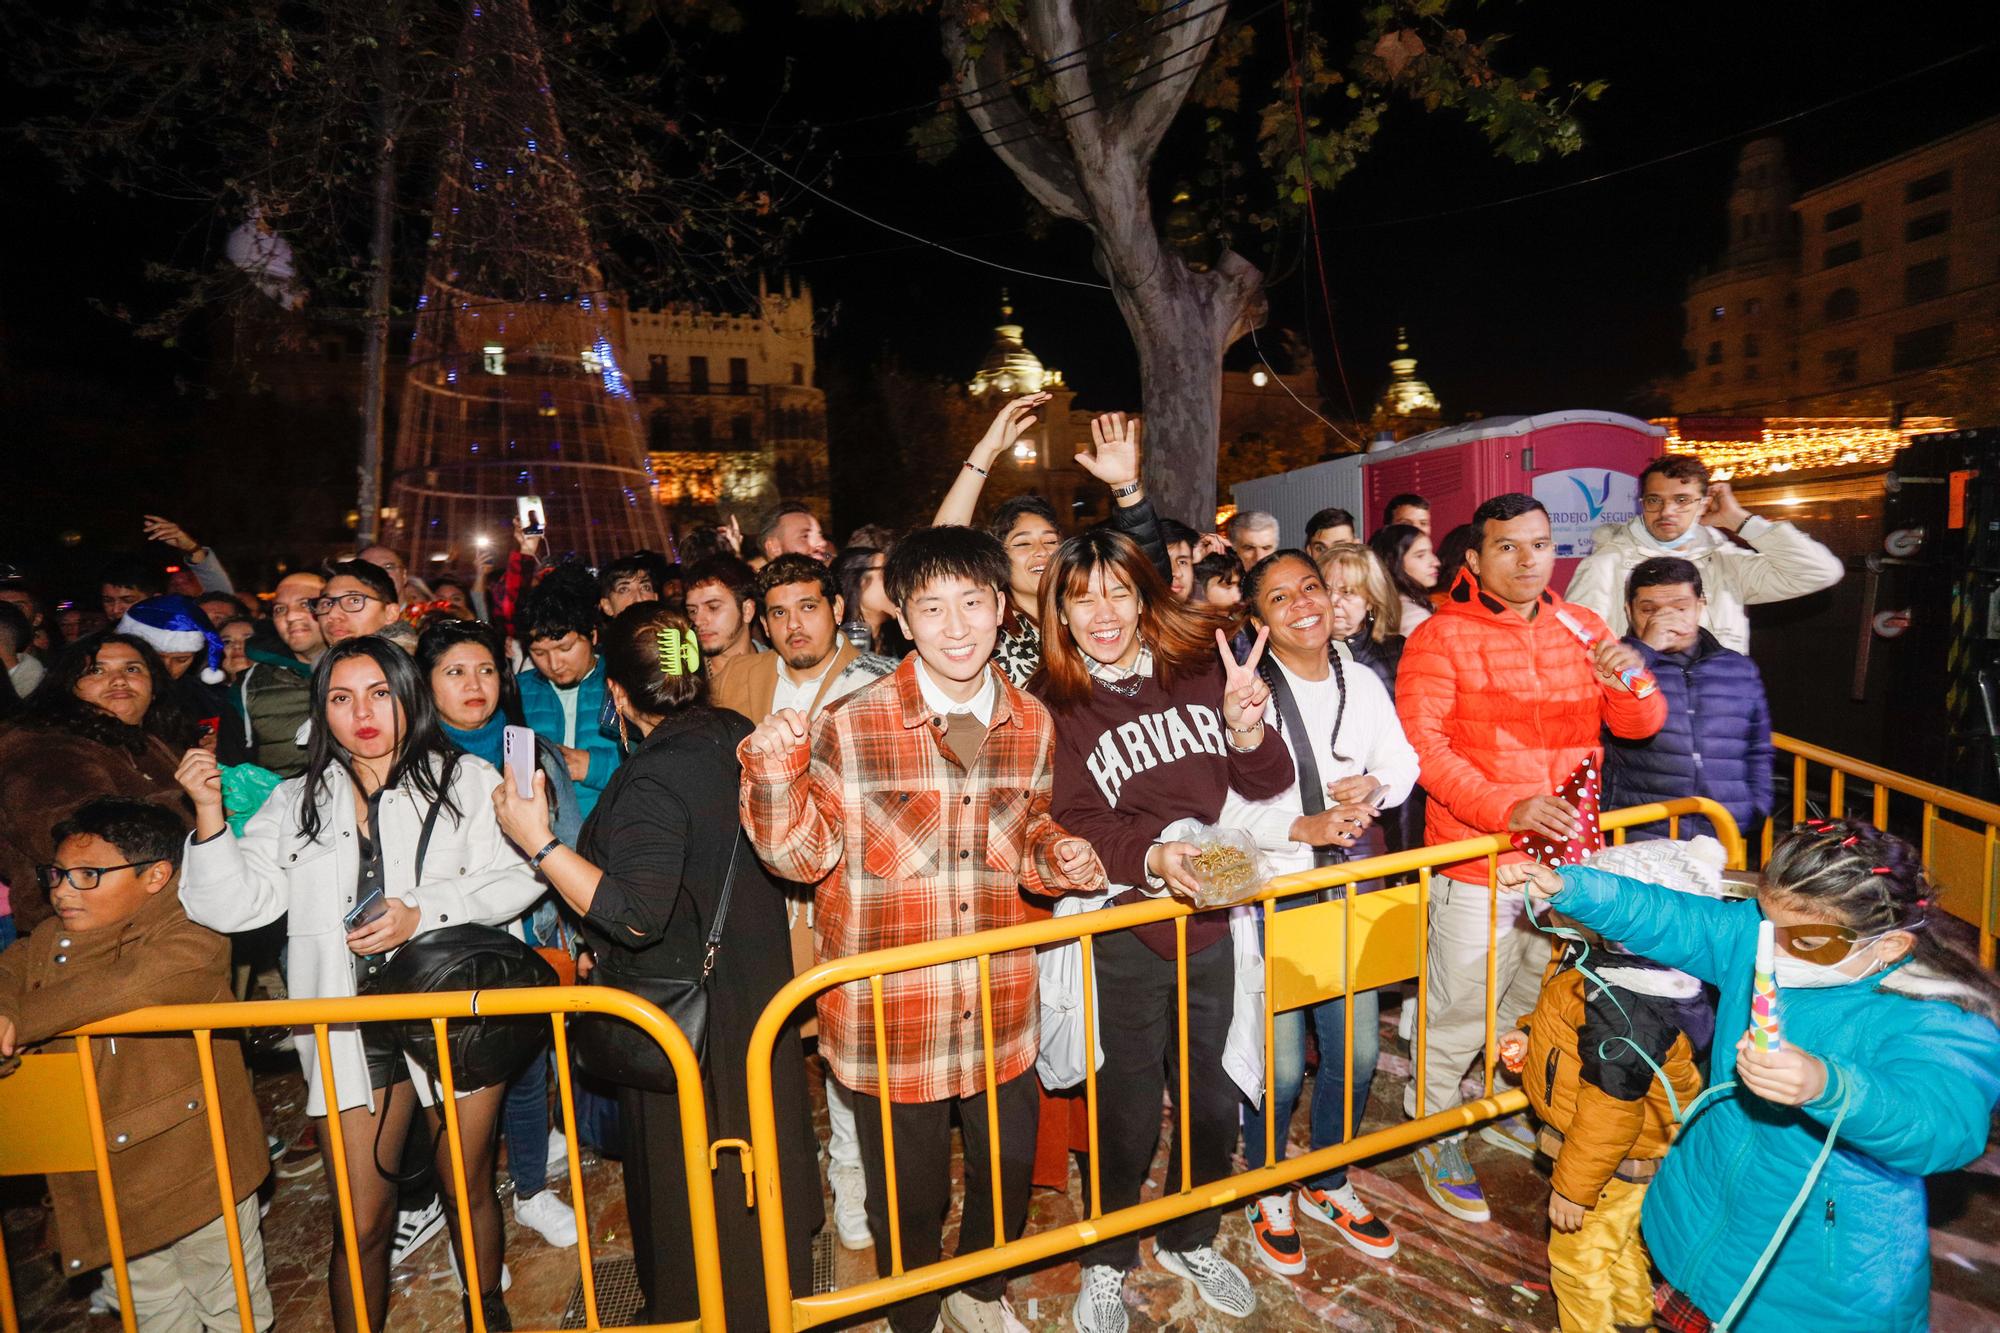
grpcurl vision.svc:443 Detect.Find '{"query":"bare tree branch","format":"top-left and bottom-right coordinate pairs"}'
top-left (943, 15), bottom-right (1089, 222)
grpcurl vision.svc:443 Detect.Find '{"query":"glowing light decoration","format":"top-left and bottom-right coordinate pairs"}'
top-left (1654, 416), bottom-right (1956, 481)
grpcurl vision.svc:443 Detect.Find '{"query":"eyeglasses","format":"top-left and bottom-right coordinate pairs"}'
top-left (38, 860), bottom-right (161, 891)
top-left (1639, 494), bottom-right (1703, 513)
top-left (1771, 921), bottom-right (1894, 965)
top-left (309, 593), bottom-right (388, 616)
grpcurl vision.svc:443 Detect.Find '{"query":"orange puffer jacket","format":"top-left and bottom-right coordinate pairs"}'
top-left (1395, 568), bottom-right (1666, 881)
top-left (1518, 963), bottom-right (1701, 1208)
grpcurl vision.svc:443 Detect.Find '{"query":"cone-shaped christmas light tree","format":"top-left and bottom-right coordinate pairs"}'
top-left (387, 0), bottom-right (667, 567)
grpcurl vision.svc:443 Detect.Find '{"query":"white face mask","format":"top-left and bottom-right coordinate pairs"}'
top-left (1772, 947), bottom-right (1882, 989)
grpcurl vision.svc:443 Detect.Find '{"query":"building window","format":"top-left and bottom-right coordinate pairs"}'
top-left (729, 357), bottom-right (749, 394)
top-left (1744, 365), bottom-right (1761, 382)
top-left (1823, 240), bottom-right (1862, 269)
top-left (692, 416), bottom-right (713, 448)
top-left (1705, 340), bottom-right (1723, 365)
top-left (1746, 297), bottom-right (1763, 316)
top-left (1904, 170), bottom-right (1951, 204)
top-left (1905, 258), bottom-right (1949, 304)
top-left (1892, 322), bottom-right (1954, 372)
top-left (1709, 305), bottom-right (1725, 322)
top-left (731, 414), bottom-right (753, 446)
top-left (1906, 210), bottom-right (1950, 242)
top-left (1743, 333), bottom-right (1760, 358)
top-left (647, 354), bottom-right (669, 392)
top-left (688, 356), bottom-right (710, 393)
top-left (1823, 202), bottom-right (1862, 231)
top-left (1823, 287), bottom-right (1861, 323)
top-left (649, 410), bottom-right (673, 450)
top-left (1823, 348), bottom-right (1859, 384)
top-left (791, 362), bottom-right (805, 386)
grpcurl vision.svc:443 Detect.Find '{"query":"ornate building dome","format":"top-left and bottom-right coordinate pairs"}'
top-left (969, 292), bottom-right (1065, 397)
top-left (1377, 327), bottom-right (1442, 420)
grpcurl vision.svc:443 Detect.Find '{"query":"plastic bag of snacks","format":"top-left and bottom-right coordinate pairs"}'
top-left (1179, 825), bottom-right (1270, 910)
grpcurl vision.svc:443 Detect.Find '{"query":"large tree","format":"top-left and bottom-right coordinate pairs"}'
top-left (823, 0), bottom-right (1599, 522)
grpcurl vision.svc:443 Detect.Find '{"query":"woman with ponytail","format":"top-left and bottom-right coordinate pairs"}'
top-left (1502, 819), bottom-right (2000, 1333)
top-left (1228, 551), bottom-right (1418, 1275)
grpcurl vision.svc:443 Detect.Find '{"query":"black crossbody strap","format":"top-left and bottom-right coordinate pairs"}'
top-left (1262, 656), bottom-right (1341, 872)
top-left (412, 753), bottom-right (456, 886)
top-left (698, 833), bottom-right (745, 984)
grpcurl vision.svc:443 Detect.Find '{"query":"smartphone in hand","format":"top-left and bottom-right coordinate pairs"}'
top-left (516, 495), bottom-right (546, 536)
top-left (344, 885), bottom-right (389, 934)
top-left (504, 724), bottom-right (538, 799)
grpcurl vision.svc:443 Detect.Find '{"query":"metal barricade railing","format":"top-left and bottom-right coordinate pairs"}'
top-left (0, 987), bottom-right (721, 1333)
top-left (744, 798), bottom-right (1744, 1333)
top-left (1771, 733), bottom-right (2000, 967)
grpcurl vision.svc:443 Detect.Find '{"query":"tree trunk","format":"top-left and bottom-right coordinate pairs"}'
top-left (355, 20), bottom-right (399, 546)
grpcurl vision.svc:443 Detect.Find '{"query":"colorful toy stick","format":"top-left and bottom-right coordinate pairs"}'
top-left (1553, 607), bottom-right (1658, 699)
top-left (1751, 918), bottom-right (1783, 1051)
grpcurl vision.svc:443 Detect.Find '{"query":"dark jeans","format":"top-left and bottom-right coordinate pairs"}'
top-left (849, 1069), bottom-right (1038, 1333)
top-left (1082, 928), bottom-right (1237, 1271)
top-left (503, 1050), bottom-right (550, 1199)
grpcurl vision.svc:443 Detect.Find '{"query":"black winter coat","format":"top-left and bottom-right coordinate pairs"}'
top-left (1603, 630), bottom-right (1773, 841)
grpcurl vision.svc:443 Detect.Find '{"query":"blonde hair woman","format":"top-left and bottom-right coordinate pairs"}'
top-left (1315, 542), bottom-right (1424, 853)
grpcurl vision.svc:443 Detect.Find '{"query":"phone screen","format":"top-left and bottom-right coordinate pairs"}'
top-left (516, 495), bottom-right (546, 535)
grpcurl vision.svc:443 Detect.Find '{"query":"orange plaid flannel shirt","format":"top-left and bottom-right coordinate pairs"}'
top-left (738, 656), bottom-right (1090, 1103)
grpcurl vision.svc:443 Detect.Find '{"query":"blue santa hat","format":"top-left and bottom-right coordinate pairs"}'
top-left (118, 594), bottom-right (227, 684)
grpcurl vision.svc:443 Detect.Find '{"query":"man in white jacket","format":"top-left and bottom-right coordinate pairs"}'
top-left (1566, 454), bottom-right (1843, 654)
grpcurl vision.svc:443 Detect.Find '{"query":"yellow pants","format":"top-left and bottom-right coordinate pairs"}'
top-left (1548, 1174), bottom-right (1654, 1332)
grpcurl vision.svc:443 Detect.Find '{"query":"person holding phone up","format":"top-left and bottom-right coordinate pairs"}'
top-left (1566, 454), bottom-right (1844, 655)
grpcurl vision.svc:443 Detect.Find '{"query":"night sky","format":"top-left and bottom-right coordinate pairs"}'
top-left (4, 4), bottom-right (1993, 456)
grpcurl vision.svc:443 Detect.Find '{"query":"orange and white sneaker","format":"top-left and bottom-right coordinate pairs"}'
top-left (1244, 1192), bottom-right (1306, 1275)
top-left (1296, 1182), bottom-right (1400, 1260)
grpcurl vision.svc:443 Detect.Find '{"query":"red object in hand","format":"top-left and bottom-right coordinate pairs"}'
top-left (1509, 757), bottom-right (1604, 867)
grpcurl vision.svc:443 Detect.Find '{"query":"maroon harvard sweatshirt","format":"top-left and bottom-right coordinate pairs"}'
top-left (1039, 658), bottom-right (1295, 954)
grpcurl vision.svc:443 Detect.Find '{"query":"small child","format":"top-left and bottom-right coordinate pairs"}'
top-left (1502, 820), bottom-right (2000, 1333)
top-left (0, 798), bottom-right (273, 1331)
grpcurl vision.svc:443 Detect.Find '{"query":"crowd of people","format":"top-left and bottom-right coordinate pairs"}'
top-left (0, 397), bottom-right (1995, 1333)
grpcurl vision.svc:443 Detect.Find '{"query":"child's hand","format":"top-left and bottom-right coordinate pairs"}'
top-left (1548, 1191), bottom-right (1587, 1234)
top-left (1498, 1029), bottom-right (1529, 1074)
top-left (1734, 1032), bottom-right (1828, 1106)
top-left (1497, 859), bottom-right (1563, 900)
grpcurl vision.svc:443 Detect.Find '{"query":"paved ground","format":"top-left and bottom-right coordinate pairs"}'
top-left (6, 988), bottom-right (2000, 1331)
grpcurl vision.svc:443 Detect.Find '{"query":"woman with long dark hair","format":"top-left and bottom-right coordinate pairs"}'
top-left (491, 603), bottom-right (818, 1330)
top-left (0, 632), bottom-right (193, 935)
top-left (177, 635), bottom-right (542, 1332)
top-left (1369, 523), bottom-right (1441, 633)
top-left (1034, 529), bottom-right (1294, 1332)
top-left (831, 545), bottom-right (909, 657)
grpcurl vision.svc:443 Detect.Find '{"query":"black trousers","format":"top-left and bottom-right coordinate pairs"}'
top-left (849, 1069), bottom-right (1038, 1333)
top-left (1081, 928), bottom-right (1237, 1271)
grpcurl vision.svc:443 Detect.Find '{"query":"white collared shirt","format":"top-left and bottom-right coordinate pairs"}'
top-left (771, 653), bottom-right (838, 718)
top-left (915, 657), bottom-right (997, 725)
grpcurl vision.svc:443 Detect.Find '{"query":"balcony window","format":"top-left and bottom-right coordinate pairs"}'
top-left (1904, 170), bottom-right (1951, 204)
top-left (688, 356), bottom-right (710, 393)
top-left (1906, 210), bottom-right (1950, 243)
top-left (729, 357), bottom-right (750, 394)
top-left (1823, 240), bottom-right (1861, 269)
top-left (1892, 323), bottom-right (1954, 373)
top-left (1822, 202), bottom-right (1862, 231)
top-left (1904, 258), bottom-right (1949, 304)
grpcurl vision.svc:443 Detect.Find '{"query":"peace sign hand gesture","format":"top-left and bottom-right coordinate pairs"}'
top-left (1076, 412), bottom-right (1140, 490)
top-left (1214, 626), bottom-right (1271, 736)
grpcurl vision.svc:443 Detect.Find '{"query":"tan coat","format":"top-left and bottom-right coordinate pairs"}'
top-left (0, 888), bottom-right (269, 1272)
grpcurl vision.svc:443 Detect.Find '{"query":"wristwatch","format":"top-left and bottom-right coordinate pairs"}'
top-left (1109, 480), bottom-right (1141, 499)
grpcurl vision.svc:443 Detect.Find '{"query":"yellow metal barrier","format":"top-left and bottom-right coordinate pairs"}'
top-left (0, 986), bottom-right (721, 1333)
top-left (744, 798), bottom-right (1743, 1333)
top-left (1771, 733), bottom-right (2000, 968)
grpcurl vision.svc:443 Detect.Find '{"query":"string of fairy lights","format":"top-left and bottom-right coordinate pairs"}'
top-left (1655, 416), bottom-right (1956, 481)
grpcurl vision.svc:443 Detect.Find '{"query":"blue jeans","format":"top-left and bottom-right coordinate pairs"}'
top-left (503, 1051), bottom-right (551, 1199)
top-left (1241, 908), bottom-right (1381, 1194)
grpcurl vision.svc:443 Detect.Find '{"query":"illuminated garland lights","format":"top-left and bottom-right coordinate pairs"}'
top-left (1654, 416), bottom-right (1955, 481)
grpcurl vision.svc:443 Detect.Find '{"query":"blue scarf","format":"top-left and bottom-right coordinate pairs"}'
top-left (442, 714), bottom-right (507, 769)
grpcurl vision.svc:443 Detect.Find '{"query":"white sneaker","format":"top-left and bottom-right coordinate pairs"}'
top-left (1154, 1244), bottom-right (1257, 1318)
top-left (827, 1161), bottom-right (872, 1251)
top-left (514, 1189), bottom-right (580, 1248)
top-left (546, 1128), bottom-right (569, 1175)
top-left (1071, 1264), bottom-right (1128, 1333)
top-left (390, 1196), bottom-right (446, 1266)
top-left (942, 1290), bottom-right (1030, 1333)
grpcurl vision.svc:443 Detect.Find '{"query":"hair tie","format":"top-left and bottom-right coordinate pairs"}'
top-left (656, 627), bottom-right (700, 676)
top-left (1839, 835), bottom-right (1859, 847)
top-left (1871, 865), bottom-right (1893, 875)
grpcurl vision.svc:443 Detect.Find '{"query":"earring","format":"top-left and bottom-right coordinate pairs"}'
top-left (617, 710), bottom-right (631, 753)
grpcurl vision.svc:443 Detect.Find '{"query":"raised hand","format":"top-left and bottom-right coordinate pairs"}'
top-left (1214, 626), bottom-right (1271, 734)
top-left (1195, 532), bottom-right (1231, 560)
top-left (1076, 412), bottom-right (1140, 490)
top-left (176, 747), bottom-right (224, 812)
top-left (1702, 481), bottom-right (1752, 533)
top-left (512, 515), bottom-right (544, 560)
top-left (142, 515), bottom-right (200, 554)
top-left (973, 393), bottom-right (1051, 467)
top-left (716, 514), bottom-right (744, 555)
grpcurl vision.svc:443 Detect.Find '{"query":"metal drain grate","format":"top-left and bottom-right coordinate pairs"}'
top-left (812, 1227), bottom-right (835, 1295)
top-left (560, 1255), bottom-right (646, 1329)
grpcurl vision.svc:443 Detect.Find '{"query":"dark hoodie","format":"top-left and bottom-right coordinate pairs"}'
top-left (229, 636), bottom-right (316, 776)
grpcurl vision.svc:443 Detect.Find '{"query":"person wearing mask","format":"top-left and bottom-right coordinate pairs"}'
top-left (233, 572), bottom-right (326, 778)
top-left (1226, 511), bottom-right (1280, 571)
top-left (418, 618), bottom-right (582, 1252)
top-left (176, 637), bottom-right (542, 1333)
top-left (683, 554), bottom-right (763, 665)
top-left (596, 555), bottom-right (658, 619)
top-left (740, 526), bottom-right (1106, 1333)
top-left (0, 633), bottom-right (193, 937)
top-left (1036, 529), bottom-right (1295, 1333)
top-left (515, 566), bottom-right (620, 818)
top-left (313, 561), bottom-right (406, 646)
top-left (1603, 557), bottom-right (1774, 841)
top-left (1395, 494), bottom-right (1665, 1223)
top-left (1566, 454), bottom-right (1844, 655)
top-left (1304, 508), bottom-right (1358, 564)
top-left (495, 603), bottom-right (820, 1330)
top-left (708, 553), bottom-right (895, 1250)
top-left (1227, 551), bottom-right (1418, 1274)
top-left (1382, 493), bottom-right (1431, 536)
top-left (757, 501), bottom-right (833, 564)
top-left (1370, 523), bottom-right (1440, 634)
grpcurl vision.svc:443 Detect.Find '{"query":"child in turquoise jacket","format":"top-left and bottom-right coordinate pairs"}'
top-left (1501, 820), bottom-right (2000, 1333)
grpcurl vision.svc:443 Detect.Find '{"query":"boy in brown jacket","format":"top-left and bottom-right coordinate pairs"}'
top-left (0, 798), bottom-right (272, 1331)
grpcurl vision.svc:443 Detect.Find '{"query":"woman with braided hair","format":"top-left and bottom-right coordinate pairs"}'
top-left (1502, 819), bottom-right (2000, 1333)
top-left (1227, 550), bottom-right (1419, 1276)
top-left (491, 603), bottom-right (817, 1330)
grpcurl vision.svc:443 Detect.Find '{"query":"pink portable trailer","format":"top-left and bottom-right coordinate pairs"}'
top-left (1360, 410), bottom-right (1666, 594)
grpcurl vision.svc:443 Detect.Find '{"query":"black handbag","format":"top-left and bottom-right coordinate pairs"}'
top-left (360, 768), bottom-right (559, 1090)
top-left (569, 833), bottom-right (743, 1096)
